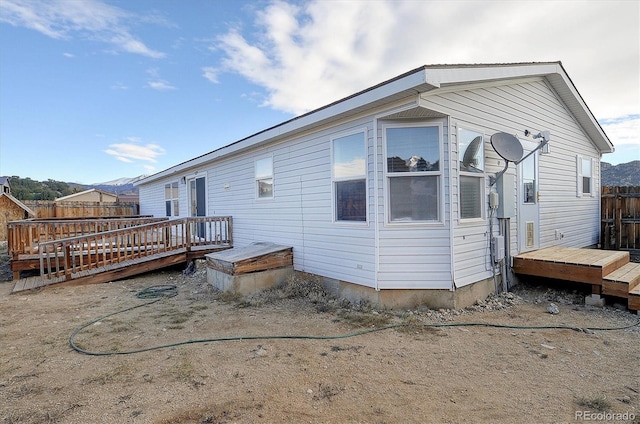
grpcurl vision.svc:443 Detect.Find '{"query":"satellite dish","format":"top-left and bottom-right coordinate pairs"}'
top-left (462, 136), bottom-right (482, 169)
top-left (490, 132), bottom-right (523, 163)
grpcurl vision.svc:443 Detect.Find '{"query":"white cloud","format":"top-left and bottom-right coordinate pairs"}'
top-left (215, 0), bottom-right (639, 120)
top-left (110, 82), bottom-right (128, 90)
top-left (202, 66), bottom-right (219, 84)
top-left (0, 0), bottom-right (165, 58)
top-left (63, 52), bottom-right (74, 58)
top-left (147, 79), bottom-right (176, 91)
top-left (145, 68), bottom-right (176, 91)
top-left (600, 114), bottom-right (640, 147)
top-left (104, 142), bottom-right (165, 163)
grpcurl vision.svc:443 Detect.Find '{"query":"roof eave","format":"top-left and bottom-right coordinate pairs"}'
top-left (136, 68), bottom-right (438, 186)
top-left (137, 62), bottom-right (613, 186)
top-left (546, 63), bottom-right (613, 154)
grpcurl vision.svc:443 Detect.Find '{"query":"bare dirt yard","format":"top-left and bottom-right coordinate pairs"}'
top-left (1, 244), bottom-right (639, 423)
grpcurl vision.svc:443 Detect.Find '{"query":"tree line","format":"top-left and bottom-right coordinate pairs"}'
top-left (7, 176), bottom-right (80, 201)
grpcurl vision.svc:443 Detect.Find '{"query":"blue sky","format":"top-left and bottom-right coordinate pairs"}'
top-left (0, 0), bottom-right (638, 184)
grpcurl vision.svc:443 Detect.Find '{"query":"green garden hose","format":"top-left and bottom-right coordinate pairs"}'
top-left (69, 285), bottom-right (640, 356)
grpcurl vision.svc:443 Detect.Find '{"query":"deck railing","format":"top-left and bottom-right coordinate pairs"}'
top-left (7, 217), bottom-right (168, 258)
top-left (37, 216), bottom-right (232, 281)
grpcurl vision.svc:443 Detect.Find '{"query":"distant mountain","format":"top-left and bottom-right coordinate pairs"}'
top-left (89, 175), bottom-right (146, 195)
top-left (93, 175), bottom-right (147, 186)
top-left (601, 161), bottom-right (640, 187)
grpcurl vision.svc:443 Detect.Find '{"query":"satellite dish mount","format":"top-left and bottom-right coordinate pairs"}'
top-left (489, 130), bottom-right (550, 185)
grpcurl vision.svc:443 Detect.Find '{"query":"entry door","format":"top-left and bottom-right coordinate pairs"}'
top-left (188, 176), bottom-right (206, 238)
top-left (517, 140), bottom-right (539, 253)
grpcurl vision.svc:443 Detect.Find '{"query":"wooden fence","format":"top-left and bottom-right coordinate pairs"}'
top-left (22, 200), bottom-right (139, 218)
top-left (601, 186), bottom-right (640, 253)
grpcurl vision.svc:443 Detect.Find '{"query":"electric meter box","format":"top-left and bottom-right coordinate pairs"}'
top-left (496, 173), bottom-right (515, 218)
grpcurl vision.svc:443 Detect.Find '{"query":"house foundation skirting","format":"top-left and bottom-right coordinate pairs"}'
top-left (321, 276), bottom-right (496, 310)
top-left (207, 266), bottom-right (294, 295)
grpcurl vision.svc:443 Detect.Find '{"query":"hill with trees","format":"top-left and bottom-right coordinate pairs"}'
top-left (601, 160), bottom-right (640, 187)
top-left (5, 176), bottom-right (140, 201)
top-left (6, 176), bottom-right (81, 201)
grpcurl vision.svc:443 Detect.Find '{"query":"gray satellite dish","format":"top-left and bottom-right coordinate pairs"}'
top-left (462, 136), bottom-right (482, 169)
top-left (490, 132), bottom-right (523, 163)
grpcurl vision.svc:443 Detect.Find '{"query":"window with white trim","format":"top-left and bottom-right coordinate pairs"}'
top-left (385, 124), bottom-right (441, 222)
top-left (332, 131), bottom-right (366, 222)
top-left (164, 182), bottom-right (179, 217)
top-left (458, 128), bottom-right (485, 219)
top-left (577, 155), bottom-right (595, 197)
top-left (255, 157), bottom-right (273, 199)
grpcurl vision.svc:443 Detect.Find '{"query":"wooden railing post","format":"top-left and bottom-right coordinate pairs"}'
top-left (65, 243), bottom-right (72, 281)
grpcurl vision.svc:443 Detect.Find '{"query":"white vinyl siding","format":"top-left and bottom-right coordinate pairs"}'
top-left (424, 78), bottom-right (603, 287)
top-left (184, 118), bottom-right (377, 288)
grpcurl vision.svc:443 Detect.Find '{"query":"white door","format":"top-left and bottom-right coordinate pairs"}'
top-left (188, 176), bottom-right (206, 239)
top-left (517, 140), bottom-right (539, 253)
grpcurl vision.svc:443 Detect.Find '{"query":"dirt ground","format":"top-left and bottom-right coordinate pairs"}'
top-left (1, 243), bottom-right (639, 423)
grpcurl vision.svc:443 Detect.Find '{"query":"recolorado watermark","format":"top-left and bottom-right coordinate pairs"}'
top-left (575, 410), bottom-right (636, 421)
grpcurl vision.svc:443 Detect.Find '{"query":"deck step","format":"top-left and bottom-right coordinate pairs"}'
top-left (602, 262), bottom-right (640, 299)
top-left (513, 247), bottom-right (629, 285)
top-left (629, 284), bottom-right (640, 312)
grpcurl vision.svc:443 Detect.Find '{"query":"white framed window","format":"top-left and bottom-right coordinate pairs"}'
top-left (458, 128), bottom-right (485, 219)
top-left (332, 131), bottom-right (366, 222)
top-left (164, 181), bottom-right (179, 217)
top-left (577, 155), bottom-right (595, 197)
top-left (255, 157), bottom-right (273, 199)
top-left (384, 123), bottom-right (442, 223)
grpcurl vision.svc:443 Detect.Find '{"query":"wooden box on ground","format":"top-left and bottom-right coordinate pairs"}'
top-left (206, 242), bottom-right (293, 295)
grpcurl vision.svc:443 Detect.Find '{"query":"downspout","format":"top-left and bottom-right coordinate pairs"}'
top-left (597, 153), bottom-right (602, 248)
top-left (373, 118), bottom-right (380, 291)
top-left (448, 116), bottom-right (456, 292)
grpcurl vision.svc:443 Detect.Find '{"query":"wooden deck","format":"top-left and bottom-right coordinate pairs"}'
top-left (10, 216), bottom-right (233, 294)
top-left (513, 246), bottom-right (640, 311)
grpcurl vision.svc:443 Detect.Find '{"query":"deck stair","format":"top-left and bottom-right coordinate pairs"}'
top-left (10, 216), bottom-right (232, 294)
top-left (513, 246), bottom-right (640, 311)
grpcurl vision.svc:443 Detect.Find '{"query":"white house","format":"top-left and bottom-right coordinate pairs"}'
top-left (136, 62), bottom-right (613, 309)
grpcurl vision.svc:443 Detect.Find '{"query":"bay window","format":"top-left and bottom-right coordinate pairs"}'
top-left (458, 128), bottom-right (485, 219)
top-left (385, 124), bottom-right (441, 222)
